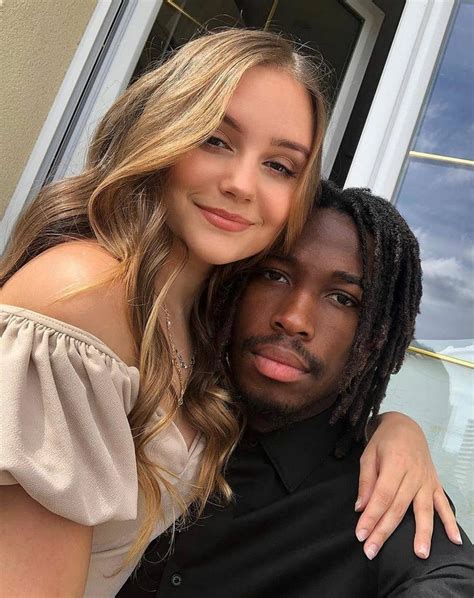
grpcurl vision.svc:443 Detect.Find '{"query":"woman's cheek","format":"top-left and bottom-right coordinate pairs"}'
top-left (263, 191), bottom-right (294, 231)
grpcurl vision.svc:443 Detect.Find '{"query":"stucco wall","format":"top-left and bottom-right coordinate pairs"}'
top-left (0, 0), bottom-right (97, 218)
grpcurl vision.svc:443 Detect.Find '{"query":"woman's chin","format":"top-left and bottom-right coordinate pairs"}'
top-left (189, 238), bottom-right (275, 267)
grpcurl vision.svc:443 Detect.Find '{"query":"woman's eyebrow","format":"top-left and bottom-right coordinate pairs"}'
top-left (222, 114), bottom-right (310, 158)
top-left (271, 138), bottom-right (310, 158)
top-left (222, 114), bottom-right (242, 132)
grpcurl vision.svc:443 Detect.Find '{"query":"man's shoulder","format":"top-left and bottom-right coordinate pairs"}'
top-left (374, 508), bottom-right (474, 596)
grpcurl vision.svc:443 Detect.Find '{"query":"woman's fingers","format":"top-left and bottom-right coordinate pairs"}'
top-left (355, 448), bottom-right (378, 512)
top-left (360, 474), bottom-right (419, 560)
top-left (433, 487), bottom-right (463, 545)
top-left (355, 466), bottom-right (405, 543)
top-left (358, 479), bottom-right (463, 560)
top-left (412, 488), bottom-right (434, 558)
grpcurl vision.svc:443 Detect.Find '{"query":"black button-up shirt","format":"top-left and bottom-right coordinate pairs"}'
top-left (119, 410), bottom-right (473, 597)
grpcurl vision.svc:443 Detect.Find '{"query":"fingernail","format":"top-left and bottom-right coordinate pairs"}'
top-left (354, 498), bottom-right (363, 512)
top-left (453, 532), bottom-right (463, 545)
top-left (356, 528), bottom-right (369, 542)
top-left (365, 544), bottom-right (379, 560)
top-left (416, 544), bottom-right (430, 559)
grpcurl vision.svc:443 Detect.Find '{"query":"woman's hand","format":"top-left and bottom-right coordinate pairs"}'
top-left (355, 411), bottom-right (462, 560)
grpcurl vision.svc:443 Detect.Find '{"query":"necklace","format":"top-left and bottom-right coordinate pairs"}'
top-left (162, 303), bottom-right (195, 406)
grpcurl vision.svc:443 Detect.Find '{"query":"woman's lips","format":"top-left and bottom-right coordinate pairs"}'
top-left (251, 345), bottom-right (309, 383)
top-left (197, 205), bottom-right (252, 233)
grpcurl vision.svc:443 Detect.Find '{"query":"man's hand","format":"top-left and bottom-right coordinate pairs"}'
top-left (355, 411), bottom-right (462, 560)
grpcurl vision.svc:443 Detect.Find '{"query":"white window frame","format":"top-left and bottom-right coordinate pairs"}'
top-left (322, 0), bottom-right (384, 177)
top-left (57, 0), bottom-right (163, 181)
top-left (344, 0), bottom-right (456, 198)
top-left (0, 0), bottom-right (162, 251)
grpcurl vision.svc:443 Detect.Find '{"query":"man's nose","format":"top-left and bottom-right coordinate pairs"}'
top-left (219, 156), bottom-right (257, 203)
top-left (270, 291), bottom-right (316, 340)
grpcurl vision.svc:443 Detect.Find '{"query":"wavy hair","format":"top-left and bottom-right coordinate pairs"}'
top-left (0, 28), bottom-right (328, 567)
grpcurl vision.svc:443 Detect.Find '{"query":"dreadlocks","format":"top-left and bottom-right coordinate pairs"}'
top-left (318, 180), bottom-right (422, 445)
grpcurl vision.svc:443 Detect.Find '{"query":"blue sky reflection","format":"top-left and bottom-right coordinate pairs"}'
top-left (395, 159), bottom-right (473, 342)
top-left (414, 1), bottom-right (474, 159)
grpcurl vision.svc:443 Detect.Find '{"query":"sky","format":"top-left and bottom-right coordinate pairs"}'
top-left (394, 1), bottom-right (474, 347)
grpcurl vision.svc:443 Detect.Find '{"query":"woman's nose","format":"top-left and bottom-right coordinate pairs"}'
top-left (219, 157), bottom-right (257, 203)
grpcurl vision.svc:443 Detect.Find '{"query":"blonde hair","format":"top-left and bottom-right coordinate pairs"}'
top-left (1, 28), bottom-right (327, 567)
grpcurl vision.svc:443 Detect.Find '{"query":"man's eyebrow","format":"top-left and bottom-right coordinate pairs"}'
top-left (271, 138), bottom-right (310, 159)
top-left (334, 271), bottom-right (363, 288)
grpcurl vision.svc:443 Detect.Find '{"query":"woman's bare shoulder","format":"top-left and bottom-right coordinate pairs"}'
top-left (0, 241), bottom-right (136, 365)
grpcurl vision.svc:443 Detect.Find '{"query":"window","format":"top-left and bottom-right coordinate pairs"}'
top-left (394, 0), bottom-right (474, 347)
top-left (389, 2), bottom-right (473, 536)
top-left (350, 0), bottom-right (473, 536)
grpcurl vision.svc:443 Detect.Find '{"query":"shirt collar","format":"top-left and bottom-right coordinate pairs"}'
top-left (255, 408), bottom-right (344, 493)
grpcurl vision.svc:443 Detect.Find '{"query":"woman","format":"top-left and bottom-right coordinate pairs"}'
top-left (0, 29), bottom-right (459, 597)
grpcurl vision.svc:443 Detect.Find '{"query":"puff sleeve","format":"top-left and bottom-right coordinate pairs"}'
top-left (0, 305), bottom-right (141, 526)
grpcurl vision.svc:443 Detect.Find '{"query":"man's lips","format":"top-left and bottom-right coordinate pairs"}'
top-left (196, 204), bottom-right (253, 232)
top-left (251, 345), bottom-right (309, 383)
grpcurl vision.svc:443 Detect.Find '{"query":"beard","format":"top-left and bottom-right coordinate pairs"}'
top-left (235, 385), bottom-right (338, 432)
top-left (229, 334), bottom-right (341, 432)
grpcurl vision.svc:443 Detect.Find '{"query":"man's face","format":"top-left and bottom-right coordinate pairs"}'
top-left (229, 207), bottom-right (365, 429)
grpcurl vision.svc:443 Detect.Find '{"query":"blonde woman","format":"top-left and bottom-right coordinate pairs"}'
top-left (0, 29), bottom-right (459, 597)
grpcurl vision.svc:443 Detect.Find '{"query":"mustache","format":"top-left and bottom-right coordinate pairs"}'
top-left (240, 334), bottom-right (325, 379)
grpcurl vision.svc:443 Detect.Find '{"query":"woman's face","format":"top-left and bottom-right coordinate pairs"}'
top-left (164, 65), bottom-right (314, 266)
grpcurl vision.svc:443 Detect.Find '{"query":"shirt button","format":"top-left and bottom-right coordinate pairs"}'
top-left (171, 573), bottom-right (183, 587)
top-left (248, 438), bottom-right (258, 448)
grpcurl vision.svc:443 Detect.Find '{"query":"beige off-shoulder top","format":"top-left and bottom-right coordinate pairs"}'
top-left (0, 305), bottom-right (205, 597)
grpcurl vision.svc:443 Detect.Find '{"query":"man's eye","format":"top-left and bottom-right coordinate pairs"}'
top-left (329, 293), bottom-right (357, 307)
top-left (261, 269), bottom-right (289, 284)
top-left (205, 136), bottom-right (229, 149)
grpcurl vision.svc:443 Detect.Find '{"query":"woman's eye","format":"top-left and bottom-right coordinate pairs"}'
top-left (265, 161), bottom-right (296, 178)
top-left (261, 269), bottom-right (289, 284)
top-left (329, 293), bottom-right (357, 307)
top-left (205, 136), bottom-right (229, 149)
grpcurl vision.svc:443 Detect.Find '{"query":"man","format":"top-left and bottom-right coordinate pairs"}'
top-left (120, 182), bottom-right (473, 597)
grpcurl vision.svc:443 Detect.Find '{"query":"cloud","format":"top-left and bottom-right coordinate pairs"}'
top-left (437, 167), bottom-right (474, 186)
top-left (422, 256), bottom-right (464, 280)
top-left (415, 250), bottom-right (474, 339)
top-left (422, 256), bottom-right (473, 303)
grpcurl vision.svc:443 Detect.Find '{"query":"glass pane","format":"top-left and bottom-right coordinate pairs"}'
top-left (385, 354), bottom-right (474, 539)
top-left (413, 1), bottom-right (474, 158)
top-left (396, 159), bottom-right (474, 344)
top-left (269, 0), bottom-right (363, 101)
top-left (131, 0), bottom-right (362, 106)
top-left (393, 1), bottom-right (474, 354)
top-left (389, 1), bottom-right (474, 538)
top-left (131, 1), bottom-right (245, 81)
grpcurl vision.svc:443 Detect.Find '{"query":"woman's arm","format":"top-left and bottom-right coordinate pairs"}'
top-left (0, 485), bottom-right (92, 597)
top-left (354, 412), bottom-right (461, 560)
top-left (0, 243), bottom-right (137, 595)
